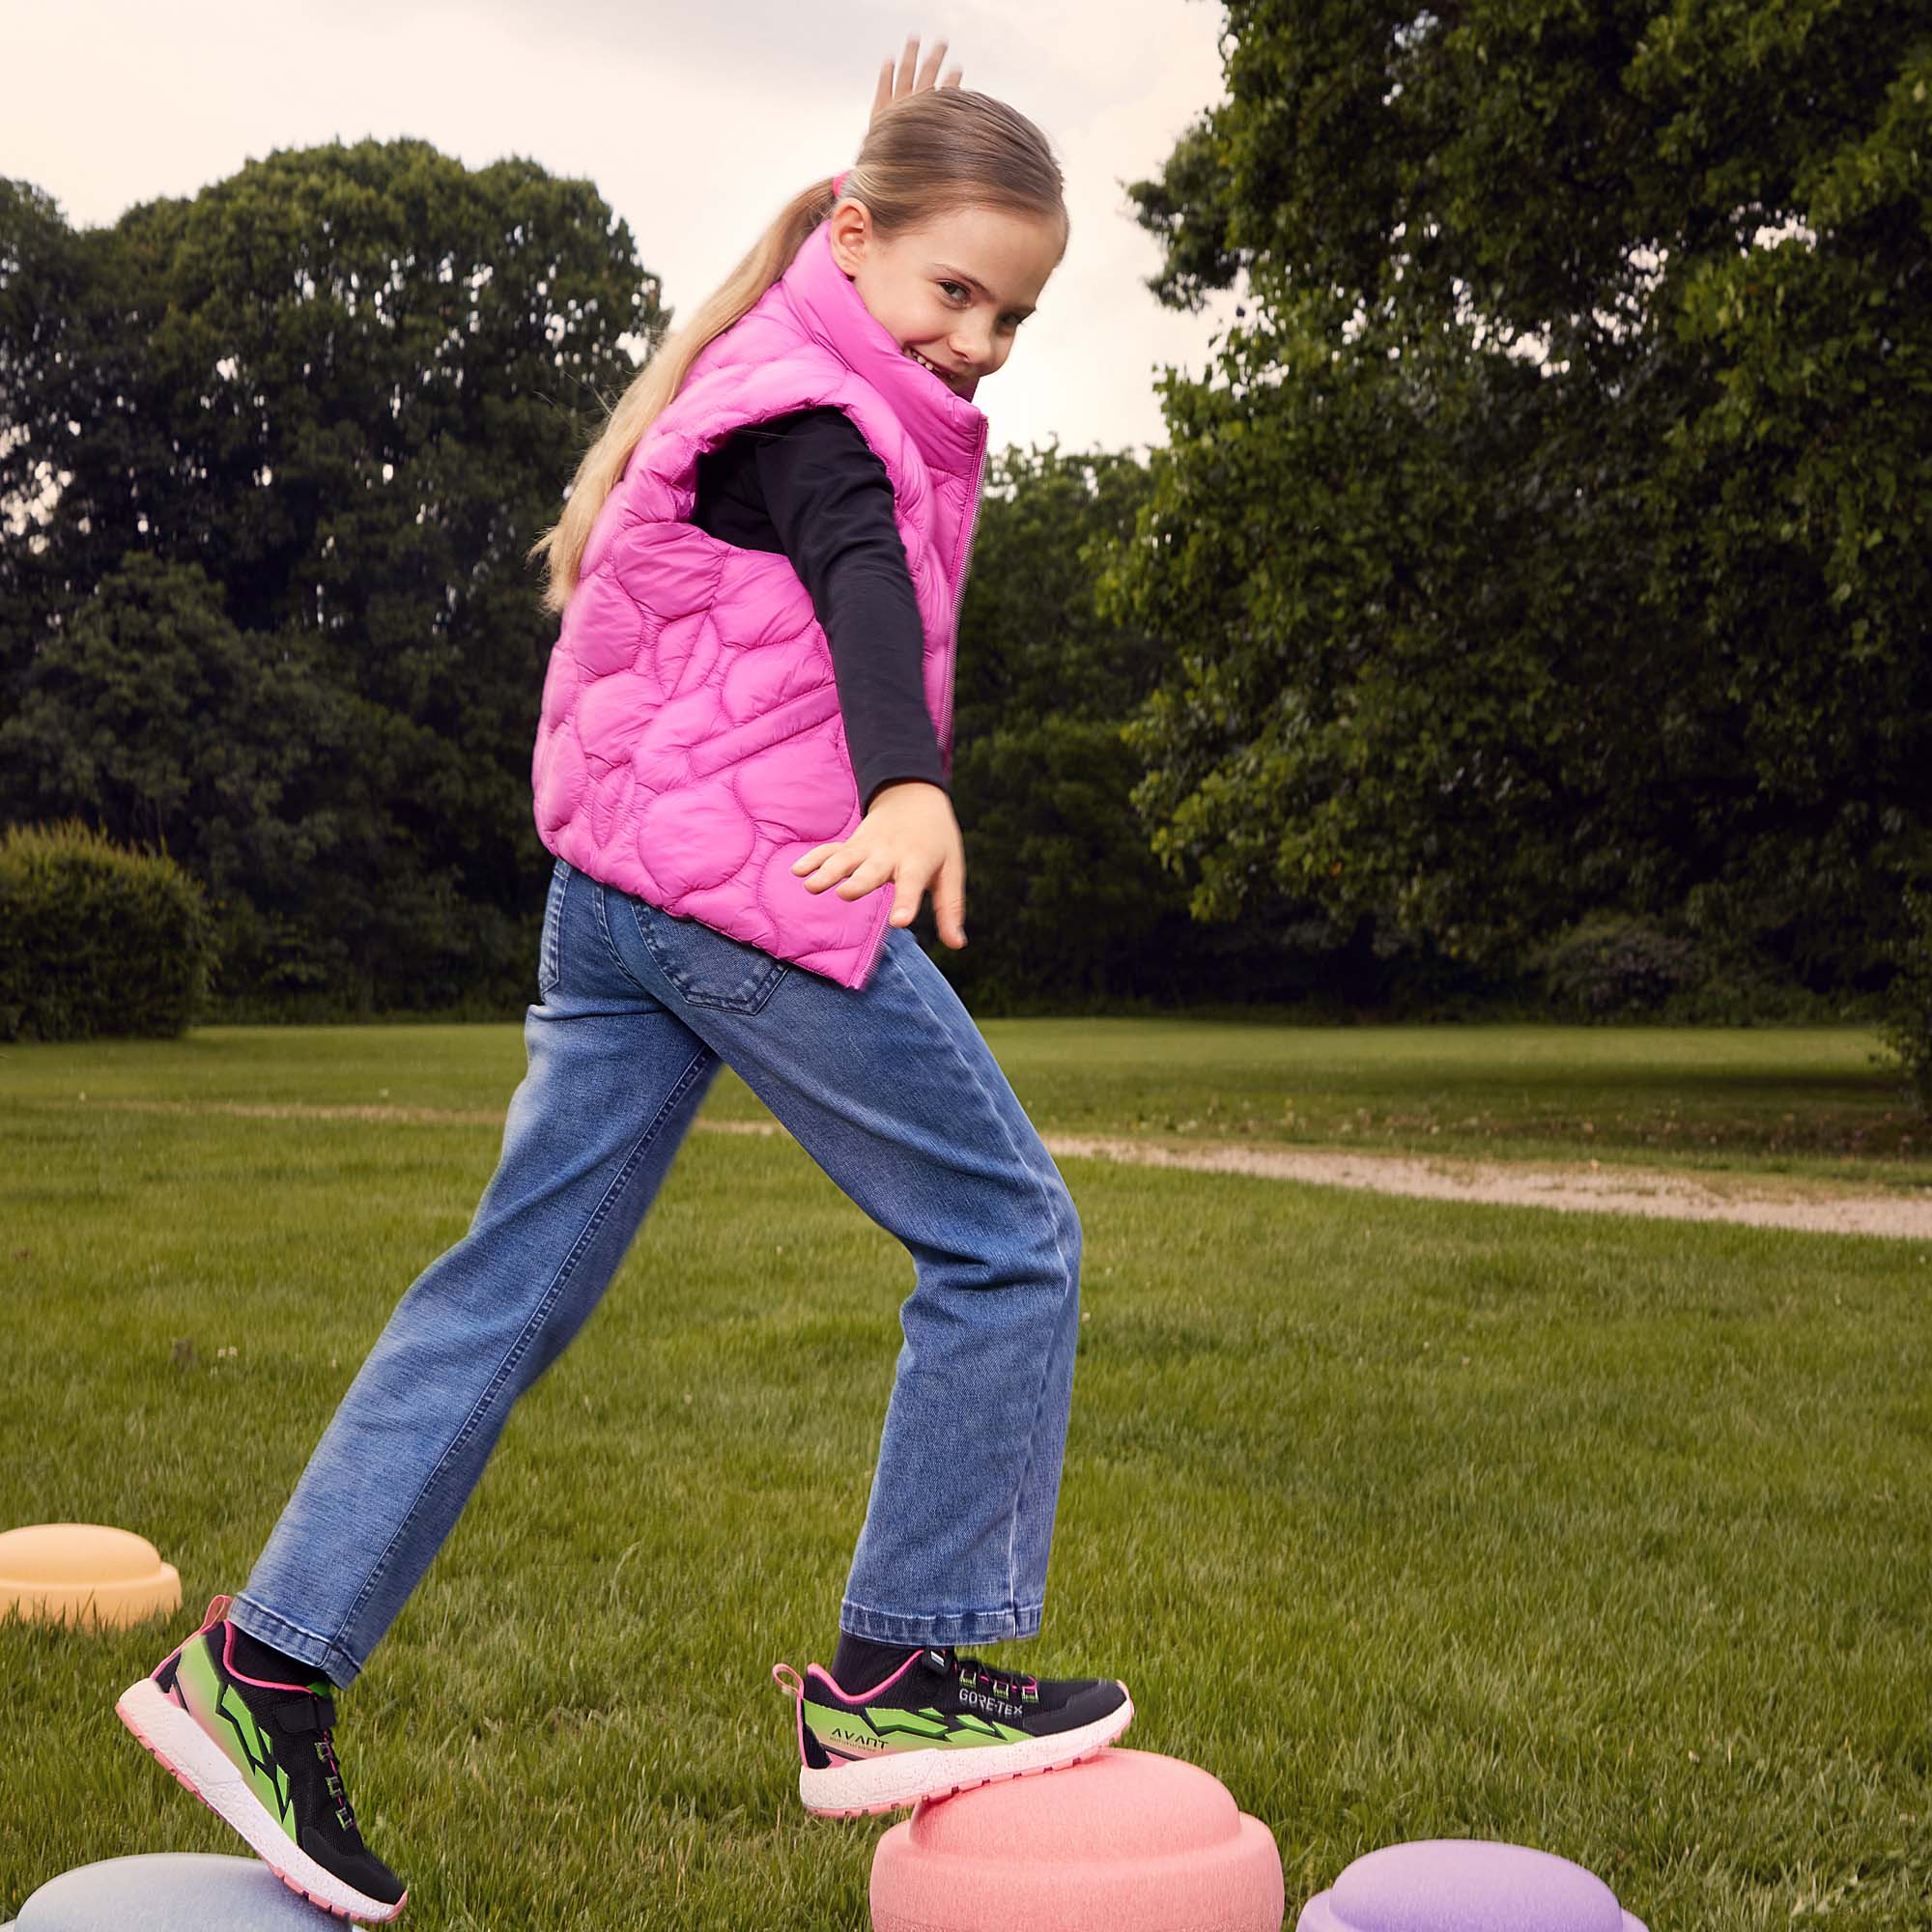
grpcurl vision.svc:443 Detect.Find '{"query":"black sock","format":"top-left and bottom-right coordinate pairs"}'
top-left (228, 1622), bottom-right (334, 1689)
top-left (831, 1630), bottom-right (925, 1691)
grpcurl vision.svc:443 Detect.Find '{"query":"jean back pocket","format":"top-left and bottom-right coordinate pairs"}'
top-left (627, 897), bottom-right (790, 1014)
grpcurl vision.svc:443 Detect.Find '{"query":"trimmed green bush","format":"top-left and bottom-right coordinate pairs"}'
top-left (0, 818), bottom-right (215, 1041)
top-left (1536, 911), bottom-right (1702, 1020)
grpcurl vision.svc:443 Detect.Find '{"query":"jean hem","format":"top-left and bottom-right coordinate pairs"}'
top-left (838, 1599), bottom-right (1043, 1645)
top-left (228, 1593), bottom-right (364, 1690)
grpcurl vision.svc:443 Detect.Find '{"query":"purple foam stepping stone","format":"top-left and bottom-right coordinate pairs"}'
top-left (14, 1853), bottom-right (366, 1928)
top-left (1297, 1838), bottom-right (1646, 1932)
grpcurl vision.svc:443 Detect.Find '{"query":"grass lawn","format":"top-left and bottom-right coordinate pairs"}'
top-left (3, 1021), bottom-right (1929, 1928)
top-left (6, 1020), bottom-right (1927, 1190)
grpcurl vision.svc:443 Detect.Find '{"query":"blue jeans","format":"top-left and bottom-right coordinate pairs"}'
top-left (230, 857), bottom-right (1083, 1690)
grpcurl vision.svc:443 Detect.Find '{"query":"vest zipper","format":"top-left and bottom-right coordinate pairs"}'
top-left (940, 419), bottom-right (991, 770)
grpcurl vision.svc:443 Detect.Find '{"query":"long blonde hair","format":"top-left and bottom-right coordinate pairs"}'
top-left (526, 88), bottom-right (1068, 615)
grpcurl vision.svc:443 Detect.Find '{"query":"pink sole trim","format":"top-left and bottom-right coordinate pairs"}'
top-left (116, 1696), bottom-right (407, 1923)
top-left (802, 1710), bottom-right (1133, 1819)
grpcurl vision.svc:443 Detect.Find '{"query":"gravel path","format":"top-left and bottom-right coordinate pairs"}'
top-left (708, 1117), bottom-right (1932, 1240)
top-left (1037, 1132), bottom-right (1932, 1240)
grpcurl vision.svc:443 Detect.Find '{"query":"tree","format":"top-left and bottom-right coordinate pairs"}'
top-left (949, 440), bottom-right (1356, 1007)
top-left (1, 140), bottom-right (668, 1008)
top-left (0, 551), bottom-right (398, 997)
top-left (1098, 0), bottom-right (1932, 986)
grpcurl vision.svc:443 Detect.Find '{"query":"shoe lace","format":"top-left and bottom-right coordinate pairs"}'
top-left (933, 1646), bottom-right (1039, 1703)
top-left (314, 1717), bottom-right (358, 1833)
top-left (275, 1688), bottom-right (359, 1833)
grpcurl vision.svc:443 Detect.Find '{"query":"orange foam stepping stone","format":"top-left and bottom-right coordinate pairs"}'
top-left (0, 1523), bottom-right (181, 1630)
top-left (870, 1747), bottom-right (1283, 1932)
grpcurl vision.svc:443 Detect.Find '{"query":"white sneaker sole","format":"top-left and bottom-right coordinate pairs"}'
top-left (800, 1687), bottom-right (1134, 1818)
top-left (115, 1676), bottom-right (407, 1923)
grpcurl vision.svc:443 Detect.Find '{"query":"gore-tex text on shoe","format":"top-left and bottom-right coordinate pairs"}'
top-left (958, 1688), bottom-right (1023, 1719)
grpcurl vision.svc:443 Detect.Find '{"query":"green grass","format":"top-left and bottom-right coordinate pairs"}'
top-left (5, 1020), bottom-right (1928, 1189)
top-left (3, 1022), bottom-right (1930, 1928)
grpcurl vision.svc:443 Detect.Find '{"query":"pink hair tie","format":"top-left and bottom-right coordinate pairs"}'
top-left (832, 169), bottom-right (849, 198)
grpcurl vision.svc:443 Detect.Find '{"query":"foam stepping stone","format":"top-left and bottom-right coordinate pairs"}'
top-left (870, 1746), bottom-right (1283, 1932)
top-left (1296, 1838), bottom-right (1647, 1931)
top-left (0, 1523), bottom-right (180, 1629)
top-left (10, 1853), bottom-right (370, 1928)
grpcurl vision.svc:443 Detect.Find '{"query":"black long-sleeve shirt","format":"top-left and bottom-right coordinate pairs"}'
top-left (692, 407), bottom-right (948, 814)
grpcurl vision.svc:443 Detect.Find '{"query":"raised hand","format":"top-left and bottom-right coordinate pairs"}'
top-left (869, 34), bottom-right (965, 129)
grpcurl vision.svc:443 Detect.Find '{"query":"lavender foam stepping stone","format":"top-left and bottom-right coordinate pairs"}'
top-left (14, 1853), bottom-right (370, 1929)
top-left (1297, 1839), bottom-right (1646, 1932)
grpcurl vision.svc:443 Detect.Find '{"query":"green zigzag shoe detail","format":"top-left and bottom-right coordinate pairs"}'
top-left (803, 1697), bottom-right (1032, 1750)
top-left (175, 1637), bottom-right (297, 1835)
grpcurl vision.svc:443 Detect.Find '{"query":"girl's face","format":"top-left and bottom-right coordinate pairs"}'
top-left (830, 201), bottom-right (1064, 400)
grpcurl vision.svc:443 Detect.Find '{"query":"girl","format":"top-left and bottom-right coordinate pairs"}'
top-left (115, 61), bottom-right (1129, 1926)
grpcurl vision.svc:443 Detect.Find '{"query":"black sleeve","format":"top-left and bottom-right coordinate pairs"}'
top-left (750, 408), bottom-right (949, 813)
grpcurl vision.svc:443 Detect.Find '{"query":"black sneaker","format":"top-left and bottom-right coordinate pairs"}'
top-left (772, 1641), bottom-right (1133, 1817)
top-left (115, 1593), bottom-right (407, 1922)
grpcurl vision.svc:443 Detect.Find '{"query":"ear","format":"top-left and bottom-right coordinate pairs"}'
top-left (826, 201), bottom-right (873, 276)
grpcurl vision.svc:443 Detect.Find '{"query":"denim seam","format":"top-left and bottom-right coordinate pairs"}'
top-left (879, 936), bottom-right (1074, 1614)
top-left (539, 860), bottom-right (570, 998)
top-left (840, 1594), bottom-right (1045, 1623)
top-left (228, 1595), bottom-right (355, 1680)
top-left (838, 1601), bottom-right (1045, 1643)
top-left (591, 878), bottom-right (653, 994)
top-left (334, 1046), bottom-right (716, 1661)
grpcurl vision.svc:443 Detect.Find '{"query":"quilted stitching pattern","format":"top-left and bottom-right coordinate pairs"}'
top-left (531, 217), bottom-right (990, 990)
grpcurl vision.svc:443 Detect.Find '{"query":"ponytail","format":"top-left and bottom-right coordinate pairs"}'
top-left (525, 89), bottom-right (1067, 616)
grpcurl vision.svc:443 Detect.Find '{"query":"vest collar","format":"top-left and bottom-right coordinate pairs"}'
top-left (780, 218), bottom-right (987, 473)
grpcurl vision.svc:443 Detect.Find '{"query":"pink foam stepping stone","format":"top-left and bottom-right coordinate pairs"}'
top-left (1296, 1838), bottom-right (1647, 1931)
top-left (870, 1747), bottom-right (1283, 1932)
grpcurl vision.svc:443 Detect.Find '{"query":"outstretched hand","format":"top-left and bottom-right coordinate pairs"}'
top-left (868, 34), bottom-right (964, 129)
top-left (789, 781), bottom-right (968, 951)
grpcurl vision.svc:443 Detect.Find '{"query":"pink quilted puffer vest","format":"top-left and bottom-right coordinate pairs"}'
top-left (530, 213), bottom-right (991, 990)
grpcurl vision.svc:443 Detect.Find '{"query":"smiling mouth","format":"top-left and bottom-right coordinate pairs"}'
top-left (903, 345), bottom-right (961, 382)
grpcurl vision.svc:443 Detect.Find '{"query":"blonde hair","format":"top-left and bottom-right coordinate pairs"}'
top-left (526, 88), bottom-right (1068, 615)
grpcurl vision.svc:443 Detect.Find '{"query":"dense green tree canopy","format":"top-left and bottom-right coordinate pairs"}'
top-left (1, 140), bottom-right (665, 1006)
top-left (948, 440), bottom-right (1391, 1009)
top-left (1104, 0), bottom-right (1931, 985)
top-left (1, 140), bottom-right (1333, 1014)
top-left (8, 28), bottom-right (1923, 1017)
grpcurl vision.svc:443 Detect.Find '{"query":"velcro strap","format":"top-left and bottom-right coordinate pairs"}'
top-left (271, 1692), bottom-right (335, 1734)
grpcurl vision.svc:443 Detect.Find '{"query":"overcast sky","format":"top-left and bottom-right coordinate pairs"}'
top-left (11, 0), bottom-right (1241, 464)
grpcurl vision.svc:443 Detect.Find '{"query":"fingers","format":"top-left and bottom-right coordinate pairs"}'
top-left (791, 835), bottom-right (968, 947)
top-left (931, 848), bottom-right (967, 949)
top-left (791, 843), bottom-right (891, 901)
top-left (889, 852), bottom-right (967, 947)
top-left (874, 36), bottom-right (954, 124)
top-left (913, 37), bottom-right (951, 92)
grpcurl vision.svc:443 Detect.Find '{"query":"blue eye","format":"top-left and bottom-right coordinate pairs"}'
top-left (940, 280), bottom-right (1025, 327)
